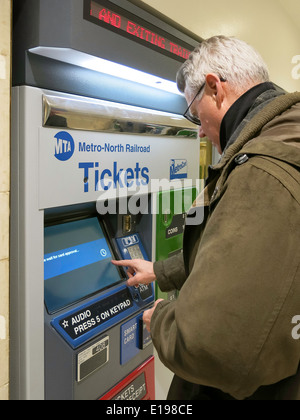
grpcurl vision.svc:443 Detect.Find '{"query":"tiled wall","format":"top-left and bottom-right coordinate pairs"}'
top-left (0, 0), bottom-right (11, 401)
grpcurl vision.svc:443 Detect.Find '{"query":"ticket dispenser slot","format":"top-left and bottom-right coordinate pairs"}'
top-left (44, 209), bottom-right (154, 400)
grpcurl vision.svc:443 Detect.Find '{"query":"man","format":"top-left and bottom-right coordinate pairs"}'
top-left (113, 36), bottom-right (300, 400)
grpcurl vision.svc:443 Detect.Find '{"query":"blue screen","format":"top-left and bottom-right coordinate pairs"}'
top-left (44, 217), bottom-right (122, 313)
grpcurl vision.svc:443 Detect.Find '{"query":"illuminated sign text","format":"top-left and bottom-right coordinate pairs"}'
top-left (88, 1), bottom-right (192, 61)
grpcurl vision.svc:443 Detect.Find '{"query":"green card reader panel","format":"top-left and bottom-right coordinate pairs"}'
top-left (156, 187), bottom-right (197, 300)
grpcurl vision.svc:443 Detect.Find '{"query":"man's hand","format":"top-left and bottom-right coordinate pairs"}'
top-left (143, 299), bottom-right (164, 332)
top-left (111, 259), bottom-right (156, 287)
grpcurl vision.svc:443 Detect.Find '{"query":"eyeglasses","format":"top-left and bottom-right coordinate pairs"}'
top-left (183, 78), bottom-right (226, 126)
top-left (183, 83), bottom-right (205, 126)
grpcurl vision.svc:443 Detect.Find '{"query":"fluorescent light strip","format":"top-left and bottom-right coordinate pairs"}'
top-left (29, 47), bottom-right (182, 95)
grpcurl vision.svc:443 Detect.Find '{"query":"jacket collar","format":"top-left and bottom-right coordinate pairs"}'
top-left (220, 82), bottom-right (277, 153)
top-left (214, 92), bottom-right (300, 172)
top-left (199, 92), bottom-right (300, 207)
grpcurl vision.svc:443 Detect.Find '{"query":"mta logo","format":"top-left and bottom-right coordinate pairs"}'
top-left (54, 131), bottom-right (75, 161)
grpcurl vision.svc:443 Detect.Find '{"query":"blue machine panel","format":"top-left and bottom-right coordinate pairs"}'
top-left (120, 313), bottom-right (152, 365)
top-left (116, 233), bottom-right (149, 261)
top-left (121, 316), bottom-right (141, 365)
top-left (51, 283), bottom-right (154, 349)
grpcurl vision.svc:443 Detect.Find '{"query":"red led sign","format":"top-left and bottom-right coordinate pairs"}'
top-left (87, 0), bottom-right (192, 61)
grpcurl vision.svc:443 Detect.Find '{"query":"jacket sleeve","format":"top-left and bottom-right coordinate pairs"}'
top-left (150, 162), bottom-right (300, 400)
top-left (153, 252), bottom-right (186, 292)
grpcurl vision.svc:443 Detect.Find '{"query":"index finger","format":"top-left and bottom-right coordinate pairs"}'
top-left (111, 259), bottom-right (135, 268)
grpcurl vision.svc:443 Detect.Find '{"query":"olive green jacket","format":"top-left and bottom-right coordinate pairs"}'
top-left (152, 92), bottom-right (300, 400)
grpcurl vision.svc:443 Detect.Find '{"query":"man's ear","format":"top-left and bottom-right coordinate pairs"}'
top-left (206, 73), bottom-right (225, 107)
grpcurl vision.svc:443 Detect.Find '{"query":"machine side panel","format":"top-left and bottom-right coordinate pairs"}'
top-left (10, 86), bottom-right (45, 400)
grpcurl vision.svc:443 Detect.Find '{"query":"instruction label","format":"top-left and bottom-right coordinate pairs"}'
top-left (59, 288), bottom-right (133, 339)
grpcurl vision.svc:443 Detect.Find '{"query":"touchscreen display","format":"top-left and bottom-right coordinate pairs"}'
top-left (44, 217), bottom-right (122, 313)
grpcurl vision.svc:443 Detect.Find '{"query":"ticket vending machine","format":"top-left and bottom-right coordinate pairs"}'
top-left (10, 86), bottom-right (199, 400)
top-left (11, 0), bottom-right (201, 400)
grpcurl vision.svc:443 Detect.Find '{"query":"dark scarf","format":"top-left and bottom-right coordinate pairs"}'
top-left (219, 82), bottom-right (280, 153)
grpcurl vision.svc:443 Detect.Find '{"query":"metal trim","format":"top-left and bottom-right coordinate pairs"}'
top-left (43, 94), bottom-right (198, 138)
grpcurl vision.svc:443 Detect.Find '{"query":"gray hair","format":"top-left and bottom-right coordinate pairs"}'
top-left (177, 36), bottom-right (270, 96)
